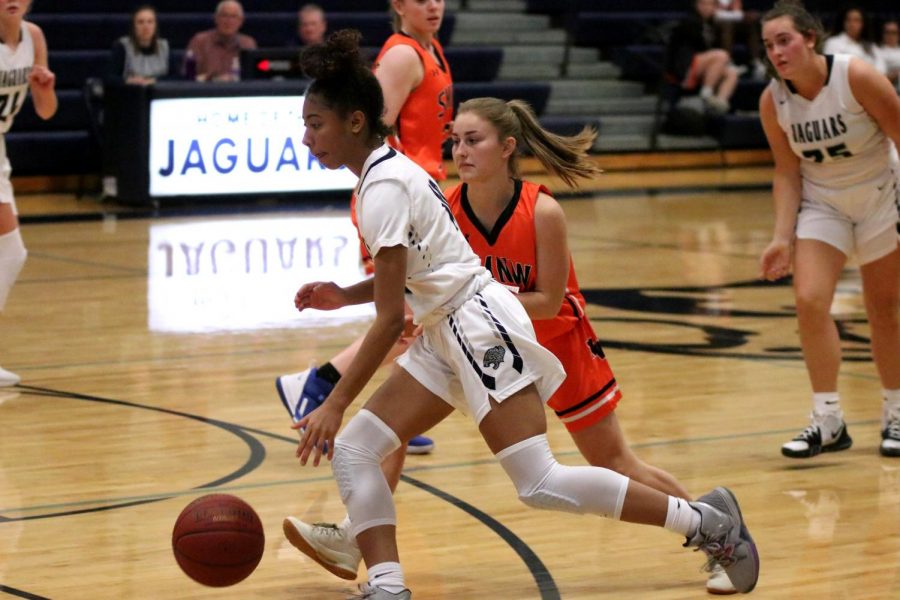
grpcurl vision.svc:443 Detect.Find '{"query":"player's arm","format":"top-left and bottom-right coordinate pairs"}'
top-left (517, 192), bottom-right (569, 320)
top-left (294, 245), bottom-right (407, 466)
top-left (848, 57), bottom-right (900, 150)
top-left (758, 86), bottom-right (801, 280)
top-left (26, 22), bottom-right (57, 120)
top-left (760, 87), bottom-right (801, 243)
top-left (375, 44), bottom-right (423, 127)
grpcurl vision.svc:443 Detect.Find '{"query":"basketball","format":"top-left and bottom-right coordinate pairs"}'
top-left (171, 494), bottom-right (265, 587)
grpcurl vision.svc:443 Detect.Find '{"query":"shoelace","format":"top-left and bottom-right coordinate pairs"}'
top-left (347, 583), bottom-right (379, 599)
top-left (312, 522), bottom-right (345, 538)
top-left (792, 423), bottom-right (822, 444)
top-left (692, 533), bottom-right (738, 570)
top-left (885, 417), bottom-right (900, 440)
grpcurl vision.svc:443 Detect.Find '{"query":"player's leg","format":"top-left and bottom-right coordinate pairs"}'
top-left (546, 321), bottom-right (691, 498)
top-left (0, 200), bottom-right (26, 387)
top-left (332, 367), bottom-right (453, 596)
top-left (782, 236), bottom-right (851, 458)
top-left (571, 413), bottom-right (690, 498)
top-left (480, 385), bottom-right (759, 593)
top-left (858, 237), bottom-right (900, 457)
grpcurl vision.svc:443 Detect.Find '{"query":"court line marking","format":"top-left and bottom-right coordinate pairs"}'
top-left (0, 585), bottom-right (50, 600)
top-left (0, 386), bottom-right (561, 600)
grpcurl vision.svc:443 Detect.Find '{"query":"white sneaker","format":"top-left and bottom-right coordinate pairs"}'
top-left (782, 411), bottom-right (852, 458)
top-left (881, 405), bottom-right (900, 457)
top-left (350, 583), bottom-right (411, 599)
top-left (283, 517), bottom-right (361, 580)
top-left (706, 563), bottom-right (737, 595)
top-left (0, 366), bottom-right (20, 387)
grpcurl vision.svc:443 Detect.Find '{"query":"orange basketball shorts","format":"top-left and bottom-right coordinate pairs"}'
top-left (543, 316), bottom-right (621, 433)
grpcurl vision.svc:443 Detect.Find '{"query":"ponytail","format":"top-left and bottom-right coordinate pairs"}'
top-left (458, 98), bottom-right (600, 188)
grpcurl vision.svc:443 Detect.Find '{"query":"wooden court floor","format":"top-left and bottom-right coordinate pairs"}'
top-left (1, 175), bottom-right (899, 599)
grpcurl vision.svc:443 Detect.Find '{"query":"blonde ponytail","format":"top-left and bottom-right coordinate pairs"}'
top-left (457, 98), bottom-right (601, 188)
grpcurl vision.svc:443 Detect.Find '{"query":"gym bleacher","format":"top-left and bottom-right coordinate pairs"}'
top-left (17, 0), bottom-right (895, 182)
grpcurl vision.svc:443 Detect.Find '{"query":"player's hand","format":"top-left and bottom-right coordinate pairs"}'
top-left (294, 281), bottom-right (348, 312)
top-left (292, 401), bottom-right (343, 467)
top-left (396, 314), bottom-right (422, 346)
top-left (28, 65), bottom-right (55, 90)
top-left (759, 238), bottom-right (792, 281)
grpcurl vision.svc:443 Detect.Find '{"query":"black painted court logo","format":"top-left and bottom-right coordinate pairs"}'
top-left (483, 345), bottom-right (505, 369)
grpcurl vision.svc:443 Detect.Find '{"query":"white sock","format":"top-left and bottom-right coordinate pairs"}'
top-left (339, 514), bottom-right (352, 532)
top-left (700, 85), bottom-right (714, 99)
top-left (367, 561), bottom-right (405, 594)
top-left (813, 392), bottom-right (841, 417)
top-left (664, 496), bottom-right (700, 537)
top-left (883, 389), bottom-right (900, 423)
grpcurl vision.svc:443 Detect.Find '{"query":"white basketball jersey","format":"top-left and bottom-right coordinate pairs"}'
top-left (770, 54), bottom-right (894, 206)
top-left (0, 23), bottom-right (33, 135)
top-left (355, 144), bottom-right (491, 325)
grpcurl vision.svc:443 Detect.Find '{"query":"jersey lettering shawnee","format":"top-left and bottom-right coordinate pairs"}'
top-left (0, 23), bottom-right (33, 135)
top-left (355, 145), bottom-right (489, 326)
top-left (374, 33), bottom-right (453, 181)
top-left (445, 180), bottom-right (587, 344)
top-left (769, 53), bottom-right (894, 202)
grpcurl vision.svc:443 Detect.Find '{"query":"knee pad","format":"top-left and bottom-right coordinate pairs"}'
top-left (0, 228), bottom-right (26, 311)
top-left (496, 434), bottom-right (629, 519)
top-left (332, 409), bottom-right (402, 536)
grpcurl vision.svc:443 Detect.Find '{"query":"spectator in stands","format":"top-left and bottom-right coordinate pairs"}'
top-left (879, 18), bottom-right (900, 91)
top-left (183, 0), bottom-right (257, 82)
top-left (288, 3), bottom-right (327, 48)
top-left (823, 4), bottom-right (886, 75)
top-left (665, 0), bottom-right (739, 114)
top-left (108, 5), bottom-right (169, 85)
top-left (714, 0), bottom-right (766, 79)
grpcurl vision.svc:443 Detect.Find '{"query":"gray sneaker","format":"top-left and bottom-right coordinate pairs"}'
top-left (687, 487), bottom-right (759, 594)
top-left (348, 583), bottom-right (411, 599)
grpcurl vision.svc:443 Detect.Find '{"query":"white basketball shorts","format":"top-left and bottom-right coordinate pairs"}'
top-left (397, 280), bottom-right (566, 425)
top-left (796, 173), bottom-right (899, 265)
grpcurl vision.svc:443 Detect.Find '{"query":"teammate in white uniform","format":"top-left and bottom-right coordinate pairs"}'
top-left (758, 1), bottom-right (900, 458)
top-left (283, 30), bottom-right (759, 599)
top-left (0, 0), bottom-right (57, 386)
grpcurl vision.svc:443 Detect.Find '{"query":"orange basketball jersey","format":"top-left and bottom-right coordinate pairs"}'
top-left (445, 180), bottom-right (586, 344)
top-left (374, 33), bottom-right (453, 181)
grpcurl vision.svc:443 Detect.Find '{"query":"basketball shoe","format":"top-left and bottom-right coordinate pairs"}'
top-left (881, 405), bottom-right (900, 457)
top-left (706, 563), bottom-right (737, 595)
top-left (276, 367), bottom-right (435, 454)
top-left (0, 366), bottom-right (20, 387)
top-left (686, 487), bottom-right (759, 594)
top-left (276, 367), bottom-right (333, 424)
top-left (781, 411), bottom-right (852, 458)
top-left (350, 583), bottom-right (411, 599)
top-left (283, 516), bottom-right (360, 580)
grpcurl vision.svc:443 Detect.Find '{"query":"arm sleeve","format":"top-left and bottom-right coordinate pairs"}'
top-left (357, 179), bottom-right (411, 259)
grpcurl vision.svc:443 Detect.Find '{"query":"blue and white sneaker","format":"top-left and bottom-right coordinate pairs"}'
top-left (406, 435), bottom-right (435, 455)
top-left (276, 367), bottom-right (334, 424)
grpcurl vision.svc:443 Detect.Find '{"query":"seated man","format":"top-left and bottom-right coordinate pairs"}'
top-left (184, 0), bottom-right (257, 81)
top-left (289, 3), bottom-right (327, 48)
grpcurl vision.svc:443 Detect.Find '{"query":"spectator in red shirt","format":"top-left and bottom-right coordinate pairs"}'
top-left (183, 0), bottom-right (257, 81)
